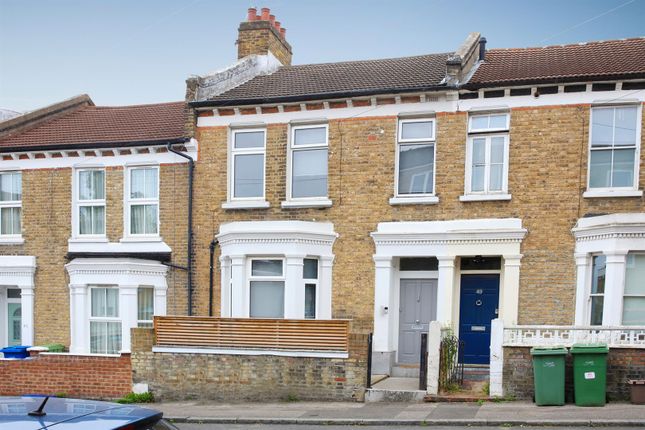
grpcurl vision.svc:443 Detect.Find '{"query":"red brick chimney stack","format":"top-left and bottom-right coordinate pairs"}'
top-left (237, 6), bottom-right (292, 65)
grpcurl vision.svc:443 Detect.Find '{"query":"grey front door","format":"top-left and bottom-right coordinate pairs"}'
top-left (398, 279), bottom-right (437, 363)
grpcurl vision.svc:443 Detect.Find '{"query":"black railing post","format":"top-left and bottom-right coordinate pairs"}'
top-left (366, 332), bottom-right (373, 389)
top-left (419, 333), bottom-right (428, 390)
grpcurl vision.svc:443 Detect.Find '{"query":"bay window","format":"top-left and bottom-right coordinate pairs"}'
top-left (304, 258), bottom-right (318, 319)
top-left (137, 286), bottom-right (154, 328)
top-left (463, 113), bottom-right (510, 200)
top-left (127, 166), bottom-right (159, 236)
top-left (249, 258), bottom-right (285, 318)
top-left (76, 169), bottom-right (105, 236)
top-left (623, 253), bottom-right (645, 325)
top-left (588, 105), bottom-right (640, 192)
top-left (0, 172), bottom-right (21, 237)
top-left (589, 255), bottom-right (606, 326)
top-left (288, 124), bottom-right (328, 202)
top-left (89, 287), bottom-right (121, 354)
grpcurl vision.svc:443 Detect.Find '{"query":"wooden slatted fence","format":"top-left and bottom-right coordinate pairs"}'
top-left (154, 316), bottom-right (350, 352)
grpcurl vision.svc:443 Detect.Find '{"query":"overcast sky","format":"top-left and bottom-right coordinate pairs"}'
top-left (1, 0), bottom-right (644, 112)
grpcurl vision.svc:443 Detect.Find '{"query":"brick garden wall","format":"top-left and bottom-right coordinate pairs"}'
top-left (131, 328), bottom-right (367, 402)
top-left (0, 352), bottom-right (132, 399)
top-left (503, 346), bottom-right (645, 401)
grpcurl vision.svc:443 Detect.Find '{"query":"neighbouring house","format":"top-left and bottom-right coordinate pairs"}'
top-left (0, 6), bottom-right (643, 402)
top-left (0, 94), bottom-right (195, 355)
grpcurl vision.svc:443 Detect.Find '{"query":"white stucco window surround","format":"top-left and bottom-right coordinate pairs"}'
top-left (370, 219), bottom-right (526, 356)
top-left (217, 221), bottom-right (337, 320)
top-left (572, 213), bottom-right (645, 326)
top-left (65, 258), bottom-right (168, 354)
top-left (0, 256), bottom-right (36, 347)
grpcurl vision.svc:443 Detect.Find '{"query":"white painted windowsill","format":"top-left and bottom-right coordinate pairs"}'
top-left (583, 189), bottom-right (643, 198)
top-left (222, 200), bottom-right (271, 210)
top-left (281, 199), bottom-right (332, 209)
top-left (119, 236), bottom-right (163, 243)
top-left (459, 193), bottom-right (512, 202)
top-left (0, 236), bottom-right (25, 245)
top-left (152, 345), bottom-right (348, 359)
top-left (389, 196), bottom-right (439, 205)
top-left (68, 237), bottom-right (109, 244)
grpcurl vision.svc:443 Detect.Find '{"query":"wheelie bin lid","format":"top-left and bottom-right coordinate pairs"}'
top-left (570, 343), bottom-right (608, 354)
top-left (530, 346), bottom-right (568, 355)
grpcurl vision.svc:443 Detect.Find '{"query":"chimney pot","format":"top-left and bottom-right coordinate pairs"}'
top-left (479, 37), bottom-right (487, 61)
top-left (261, 7), bottom-right (270, 20)
top-left (269, 14), bottom-right (275, 25)
top-left (247, 7), bottom-right (257, 21)
top-left (274, 21), bottom-right (281, 32)
top-left (280, 27), bottom-right (286, 38)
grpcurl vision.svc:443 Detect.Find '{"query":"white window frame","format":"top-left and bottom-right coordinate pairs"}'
top-left (285, 123), bottom-right (330, 206)
top-left (464, 133), bottom-right (510, 195)
top-left (303, 257), bottom-right (319, 319)
top-left (248, 257), bottom-right (285, 318)
top-left (137, 286), bottom-right (155, 328)
top-left (88, 286), bottom-right (122, 355)
top-left (125, 165), bottom-right (160, 238)
top-left (462, 113), bottom-right (511, 200)
top-left (623, 252), bottom-right (645, 325)
top-left (0, 171), bottom-right (22, 239)
top-left (229, 128), bottom-right (267, 202)
top-left (588, 253), bottom-right (606, 326)
top-left (73, 168), bottom-right (106, 239)
top-left (586, 105), bottom-right (642, 195)
top-left (394, 118), bottom-right (437, 199)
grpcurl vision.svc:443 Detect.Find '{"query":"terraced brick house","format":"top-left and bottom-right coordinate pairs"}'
top-left (0, 6), bottom-right (643, 401)
top-left (0, 96), bottom-right (195, 355)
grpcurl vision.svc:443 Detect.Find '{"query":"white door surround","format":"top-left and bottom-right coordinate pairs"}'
top-left (572, 213), bottom-right (645, 326)
top-left (370, 219), bottom-right (526, 374)
top-left (0, 256), bottom-right (36, 348)
top-left (216, 221), bottom-right (337, 320)
top-left (65, 258), bottom-right (168, 354)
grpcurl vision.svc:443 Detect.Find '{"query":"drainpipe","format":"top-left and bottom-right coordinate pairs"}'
top-left (208, 239), bottom-right (218, 317)
top-left (167, 142), bottom-right (195, 316)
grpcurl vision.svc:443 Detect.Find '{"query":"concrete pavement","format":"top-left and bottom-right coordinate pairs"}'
top-left (154, 400), bottom-right (645, 426)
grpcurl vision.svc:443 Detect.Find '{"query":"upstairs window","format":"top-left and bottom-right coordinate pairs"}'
top-left (589, 106), bottom-right (640, 190)
top-left (76, 169), bottom-right (105, 236)
top-left (0, 172), bottom-right (21, 236)
top-left (127, 167), bottom-right (159, 236)
top-left (465, 113), bottom-right (510, 196)
top-left (231, 129), bottom-right (266, 200)
top-left (289, 125), bottom-right (328, 199)
top-left (396, 119), bottom-right (435, 196)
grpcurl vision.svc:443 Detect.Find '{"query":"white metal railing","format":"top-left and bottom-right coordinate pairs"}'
top-left (503, 325), bottom-right (645, 348)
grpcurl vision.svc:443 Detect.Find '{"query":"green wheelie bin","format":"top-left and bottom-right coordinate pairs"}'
top-left (530, 346), bottom-right (567, 406)
top-left (571, 343), bottom-right (609, 406)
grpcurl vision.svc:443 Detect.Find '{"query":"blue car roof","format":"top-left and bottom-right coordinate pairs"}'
top-left (0, 396), bottom-right (162, 430)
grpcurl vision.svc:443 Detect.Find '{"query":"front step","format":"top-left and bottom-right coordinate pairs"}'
top-left (463, 365), bottom-right (489, 382)
top-left (391, 364), bottom-right (420, 378)
top-left (366, 377), bottom-right (426, 402)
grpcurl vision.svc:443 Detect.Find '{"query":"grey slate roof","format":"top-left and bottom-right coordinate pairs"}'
top-left (197, 53), bottom-right (452, 106)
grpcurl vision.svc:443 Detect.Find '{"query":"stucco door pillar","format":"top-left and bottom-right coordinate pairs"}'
top-left (602, 250), bottom-right (628, 326)
top-left (19, 284), bottom-right (35, 346)
top-left (373, 256), bottom-right (394, 352)
top-left (501, 254), bottom-right (522, 325)
top-left (436, 256), bottom-right (456, 326)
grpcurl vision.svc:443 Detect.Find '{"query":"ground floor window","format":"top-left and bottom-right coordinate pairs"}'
top-left (589, 255), bottom-right (606, 326)
top-left (6, 288), bottom-right (21, 346)
top-left (89, 287), bottom-right (121, 354)
top-left (623, 253), bottom-right (645, 325)
top-left (137, 286), bottom-right (154, 328)
top-left (304, 258), bottom-right (318, 319)
top-left (249, 259), bottom-right (285, 318)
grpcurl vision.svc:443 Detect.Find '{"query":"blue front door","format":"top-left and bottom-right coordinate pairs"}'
top-left (459, 274), bottom-right (500, 364)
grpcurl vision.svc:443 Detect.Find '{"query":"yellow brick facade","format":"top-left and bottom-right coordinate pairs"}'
top-left (190, 102), bottom-right (645, 331)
